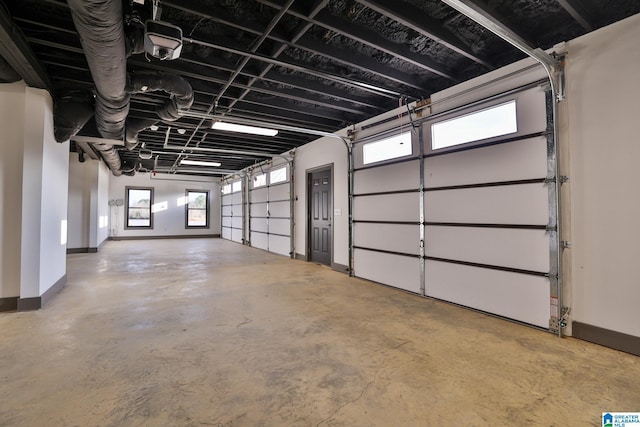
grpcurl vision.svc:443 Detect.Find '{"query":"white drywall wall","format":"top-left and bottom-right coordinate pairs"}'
top-left (566, 14), bottom-right (640, 337)
top-left (0, 82), bottom-right (26, 299)
top-left (14, 86), bottom-right (68, 298)
top-left (67, 158), bottom-right (110, 250)
top-left (96, 161), bottom-right (110, 246)
top-left (67, 155), bottom-right (93, 249)
top-left (293, 137), bottom-right (349, 267)
top-left (38, 89), bottom-right (69, 295)
top-left (109, 172), bottom-right (220, 237)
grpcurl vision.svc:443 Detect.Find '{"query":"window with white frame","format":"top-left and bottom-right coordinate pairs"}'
top-left (269, 166), bottom-right (287, 184)
top-left (362, 132), bottom-right (412, 165)
top-left (222, 183), bottom-right (231, 194)
top-left (232, 180), bottom-right (241, 193)
top-left (431, 100), bottom-right (518, 150)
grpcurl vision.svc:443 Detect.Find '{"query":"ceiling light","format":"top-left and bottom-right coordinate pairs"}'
top-left (180, 159), bottom-right (221, 167)
top-left (149, 125), bottom-right (159, 131)
top-left (177, 128), bottom-right (186, 135)
top-left (212, 121), bottom-right (278, 137)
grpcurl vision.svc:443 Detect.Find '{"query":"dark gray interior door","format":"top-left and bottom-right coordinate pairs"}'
top-left (310, 169), bottom-right (332, 266)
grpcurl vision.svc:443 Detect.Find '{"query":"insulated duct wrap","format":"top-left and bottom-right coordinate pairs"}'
top-left (128, 72), bottom-right (194, 121)
top-left (124, 72), bottom-right (195, 149)
top-left (92, 143), bottom-right (122, 176)
top-left (67, 0), bottom-right (129, 140)
top-left (124, 117), bottom-right (158, 150)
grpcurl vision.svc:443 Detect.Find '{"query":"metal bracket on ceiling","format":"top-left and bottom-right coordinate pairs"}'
top-left (440, 0), bottom-right (566, 102)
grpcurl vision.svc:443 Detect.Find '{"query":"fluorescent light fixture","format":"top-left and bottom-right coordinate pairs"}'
top-left (212, 121), bottom-right (278, 137)
top-left (149, 125), bottom-right (159, 131)
top-left (180, 159), bottom-right (222, 167)
top-left (177, 128), bottom-right (186, 135)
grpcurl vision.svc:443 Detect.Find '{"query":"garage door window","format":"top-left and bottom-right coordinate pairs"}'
top-left (253, 173), bottom-right (267, 188)
top-left (431, 100), bottom-right (517, 150)
top-left (270, 166), bottom-right (287, 184)
top-left (363, 132), bottom-right (412, 165)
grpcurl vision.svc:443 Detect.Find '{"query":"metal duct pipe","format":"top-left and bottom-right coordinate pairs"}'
top-left (67, 0), bottom-right (130, 140)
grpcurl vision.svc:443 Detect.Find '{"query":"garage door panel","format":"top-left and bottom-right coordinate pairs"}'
top-left (221, 217), bottom-right (232, 227)
top-left (251, 188), bottom-right (268, 203)
top-left (354, 250), bottom-right (421, 294)
top-left (425, 184), bottom-right (548, 225)
top-left (251, 232), bottom-right (268, 250)
top-left (231, 217), bottom-right (243, 229)
top-left (221, 227), bottom-right (231, 239)
top-left (354, 193), bottom-right (419, 222)
top-left (231, 228), bottom-right (243, 243)
top-left (425, 260), bottom-right (549, 328)
top-left (269, 235), bottom-right (290, 256)
top-left (354, 160), bottom-right (419, 194)
top-left (425, 226), bottom-right (550, 272)
top-left (250, 203), bottom-right (267, 217)
top-left (232, 192), bottom-right (243, 204)
top-left (222, 205), bottom-right (232, 216)
top-left (355, 223), bottom-right (420, 255)
top-left (425, 137), bottom-right (547, 188)
top-left (269, 201), bottom-right (290, 218)
top-left (268, 183), bottom-right (289, 200)
top-left (269, 218), bottom-right (290, 236)
top-left (251, 217), bottom-right (268, 233)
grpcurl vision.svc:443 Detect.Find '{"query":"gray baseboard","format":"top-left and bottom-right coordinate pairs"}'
top-left (331, 262), bottom-right (350, 274)
top-left (572, 321), bottom-right (640, 357)
top-left (0, 296), bottom-right (18, 312)
top-left (67, 247), bottom-right (98, 254)
top-left (295, 253), bottom-right (349, 275)
top-left (15, 274), bottom-right (67, 312)
top-left (109, 234), bottom-right (220, 241)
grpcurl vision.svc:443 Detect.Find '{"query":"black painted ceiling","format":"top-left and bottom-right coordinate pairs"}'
top-left (2, 0), bottom-right (638, 176)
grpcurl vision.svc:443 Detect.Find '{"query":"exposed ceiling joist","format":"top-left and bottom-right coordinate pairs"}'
top-left (356, 0), bottom-right (493, 68)
top-left (556, 0), bottom-right (594, 30)
top-left (258, 0), bottom-right (458, 81)
top-left (4, 0), bottom-right (636, 176)
top-left (0, 4), bottom-right (51, 90)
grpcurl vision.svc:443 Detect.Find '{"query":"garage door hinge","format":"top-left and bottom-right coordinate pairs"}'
top-left (561, 241), bottom-right (571, 249)
top-left (544, 176), bottom-right (569, 185)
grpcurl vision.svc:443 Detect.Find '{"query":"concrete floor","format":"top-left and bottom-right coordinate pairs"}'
top-left (0, 239), bottom-right (638, 426)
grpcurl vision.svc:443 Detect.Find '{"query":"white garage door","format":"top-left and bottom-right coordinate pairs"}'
top-left (248, 164), bottom-right (292, 257)
top-left (221, 179), bottom-right (244, 243)
top-left (352, 82), bottom-right (558, 330)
